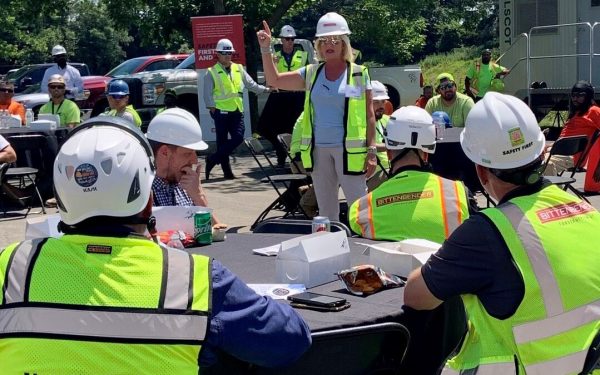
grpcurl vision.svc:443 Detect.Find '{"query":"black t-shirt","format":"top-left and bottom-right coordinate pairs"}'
top-left (421, 180), bottom-right (549, 319)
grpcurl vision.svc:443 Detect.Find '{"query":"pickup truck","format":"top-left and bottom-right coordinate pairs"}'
top-left (118, 39), bottom-right (423, 123)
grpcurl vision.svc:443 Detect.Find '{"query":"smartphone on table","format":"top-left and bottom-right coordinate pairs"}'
top-left (287, 292), bottom-right (350, 312)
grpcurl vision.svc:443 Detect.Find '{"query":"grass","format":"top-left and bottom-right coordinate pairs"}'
top-left (418, 46), bottom-right (480, 92)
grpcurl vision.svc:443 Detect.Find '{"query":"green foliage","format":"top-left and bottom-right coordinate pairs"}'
top-left (0, 0), bottom-right (130, 74)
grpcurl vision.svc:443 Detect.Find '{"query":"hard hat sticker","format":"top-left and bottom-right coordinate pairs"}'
top-left (74, 163), bottom-right (98, 188)
top-left (508, 128), bottom-right (525, 147)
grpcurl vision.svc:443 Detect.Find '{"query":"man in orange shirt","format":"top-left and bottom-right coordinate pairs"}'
top-left (0, 81), bottom-right (25, 125)
top-left (415, 85), bottom-right (433, 108)
top-left (558, 81), bottom-right (600, 193)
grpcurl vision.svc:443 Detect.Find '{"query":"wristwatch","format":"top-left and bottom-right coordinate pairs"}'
top-left (367, 146), bottom-right (377, 155)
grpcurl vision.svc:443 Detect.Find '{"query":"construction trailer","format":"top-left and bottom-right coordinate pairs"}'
top-left (498, 0), bottom-right (600, 124)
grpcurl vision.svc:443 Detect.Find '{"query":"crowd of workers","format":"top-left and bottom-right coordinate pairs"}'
top-left (0, 10), bottom-right (599, 375)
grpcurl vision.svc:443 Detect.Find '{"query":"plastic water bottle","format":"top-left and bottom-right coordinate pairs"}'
top-left (25, 108), bottom-right (34, 126)
top-left (432, 111), bottom-right (451, 140)
top-left (167, 232), bottom-right (185, 249)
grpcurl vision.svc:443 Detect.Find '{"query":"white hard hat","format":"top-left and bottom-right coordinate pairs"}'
top-left (315, 12), bottom-right (351, 37)
top-left (54, 117), bottom-right (155, 225)
top-left (371, 81), bottom-right (389, 100)
top-left (386, 106), bottom-right (436, 153)
top-left (146, 108), bottom-right (208, 150)
top-left (215, 39), bottom-right (236, 53)
top-left (52, 45), bottom-right (67, 56)
top-left (280, 25), bottom-right (297, 38)
top-left (460, 92), bottom-right (545, 169)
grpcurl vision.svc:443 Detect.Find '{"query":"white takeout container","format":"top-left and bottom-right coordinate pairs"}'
top-left (362, 238), bottom-right (441, 277)
top-left (276, 231), bottom-right (351, 288)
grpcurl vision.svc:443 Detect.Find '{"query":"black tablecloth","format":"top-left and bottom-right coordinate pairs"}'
top-left (191, 233), bottom-right (466, 374)
top-left (429, 142), bottom-right (483, 193)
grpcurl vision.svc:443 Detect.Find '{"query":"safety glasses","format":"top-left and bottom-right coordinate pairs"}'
top-left (109, 94), bottom-right (127, 100)
top-left (49, 85), bottom-right (65, 90)
top-left (318, 36), bottom-right (342, 45)
top-left (0, 88), bottom-right (14, 94)
top-left (439, 82), bottom-right (456, 91)
top-left (571, 92), bottom-right (587, 98)
top-left (282, 37), bottom-right (295, 42)
top-left (218, 51), bottom-right (233, 56)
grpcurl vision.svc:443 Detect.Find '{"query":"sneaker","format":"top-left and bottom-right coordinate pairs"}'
top-left (45, 197), bottom-right (57, 208)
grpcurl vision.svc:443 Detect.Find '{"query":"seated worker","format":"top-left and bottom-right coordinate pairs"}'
top-left (0, 116), bottom-right (311, 372)
top-left (368, 80), bottom-right (392, 191)
top-left (103, 79), bottom-right (142, 127)
top-left (415, 85), bottom-right (433, 109)
top-left (146, 108), bottom-right (226, 227)
top-left (289, 111), bottom-right (318, 218)
top-left (404, 93), bottom-right (600, 374)
top-left (349, 106), bottom-right (472, 243)
top-left (0, 81), bottom-right (25, 124)
top-left (39, 74), bottom-right (80, 128)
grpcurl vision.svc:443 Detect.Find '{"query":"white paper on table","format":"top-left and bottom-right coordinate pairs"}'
top-left (252, 244), bottom-right (281, 256)
top-left (247, 284), bottom-right (306, 299)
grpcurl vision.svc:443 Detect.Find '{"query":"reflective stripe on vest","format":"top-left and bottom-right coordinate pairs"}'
top-left (1, 239), bottom-right (207, 343)
top-left (3, 239), bottom-right (45, 304)
top-left (497, 201), bottom-right (600, 375)
top-left (209, 63), bottom-right (244, 112)
top-left (438, 177), bottom-right (464, 238)
top-left (0, 306), bottom-right (207, 343)
top-left (441, 362), bottom-right (516, 374)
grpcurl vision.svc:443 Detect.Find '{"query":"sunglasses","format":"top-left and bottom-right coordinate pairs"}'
top-left (49, 85), bottom-right (65, 90)
top-left (439, 82), bottom-right (456, 90)
top-left (109, 94), bottom-right (127, 100)
top-left (318, 36), bottom-right (342, 45)
top-left (571, 92), bottom-right (587, 98)
top-left (283, 37), bottom-right (295, 42)
top-left (0, 88), bottom-right (14, 93)
top-left (218, 51), bottom-right (233, 56)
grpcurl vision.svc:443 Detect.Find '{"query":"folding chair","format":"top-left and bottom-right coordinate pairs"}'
top-left (3, 134), bottom-right (49, 215)
top-left (277, 133), bottom-right (307, 175)
top-left (541, 133), bottom-right (593, 203)
top-left (244, 137), bottom-right (310, 229)
top-left (256, 322), bottom-right (410, 375)
top-left (253, 218), bottom-right (352, 237)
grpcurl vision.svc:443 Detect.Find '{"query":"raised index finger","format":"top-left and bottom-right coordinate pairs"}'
top-left (262, 20), bottom-right (271, 36)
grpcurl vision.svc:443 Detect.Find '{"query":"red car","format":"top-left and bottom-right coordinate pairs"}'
top-left (88, 54), bottom-right (189, 116)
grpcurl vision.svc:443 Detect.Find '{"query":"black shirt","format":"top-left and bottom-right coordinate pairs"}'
top-left (421, 180), bottom-right (549, 319)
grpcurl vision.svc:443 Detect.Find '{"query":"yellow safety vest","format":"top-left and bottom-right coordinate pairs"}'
top-left (108, 104), bottom-right (142, 127)
top-left (275, 50), bottom-right (308, 72)
top-left (349, 169), bottom-right (469, 242)
top-left (208, 62), bottom-right (244, 112)
top-left (376, 115), bottom-right (390, 169)
top-left (443, 185), bottom-right (600, 375)
top-left (299, 62), bottom-right (369, 174)
top-left (0, 235), bottom-right (211, 374)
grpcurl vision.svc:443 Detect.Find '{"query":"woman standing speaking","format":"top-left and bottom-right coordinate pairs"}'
top-left (257, 12), bottom-right (377, 221)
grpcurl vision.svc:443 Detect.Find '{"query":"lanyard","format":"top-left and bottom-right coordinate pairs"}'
top-left (51, 100), bottom-right (64, 114)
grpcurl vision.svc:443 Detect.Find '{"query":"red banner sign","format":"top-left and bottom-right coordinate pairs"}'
top-left (191, 15), bottom-right (246, 69)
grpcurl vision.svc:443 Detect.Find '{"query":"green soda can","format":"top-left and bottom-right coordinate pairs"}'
top-left (194, 211), bottom-right (213, 245)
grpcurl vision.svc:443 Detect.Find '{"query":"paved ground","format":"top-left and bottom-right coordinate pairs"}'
top-left (1, 148), bottom-right (599, 248)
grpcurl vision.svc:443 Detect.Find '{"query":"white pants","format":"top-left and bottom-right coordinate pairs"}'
top-left (311, 146), bottom-right (367, 221)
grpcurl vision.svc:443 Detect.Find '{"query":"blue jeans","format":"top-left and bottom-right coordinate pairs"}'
top-left (208, 109), bottom-right (244, 173)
